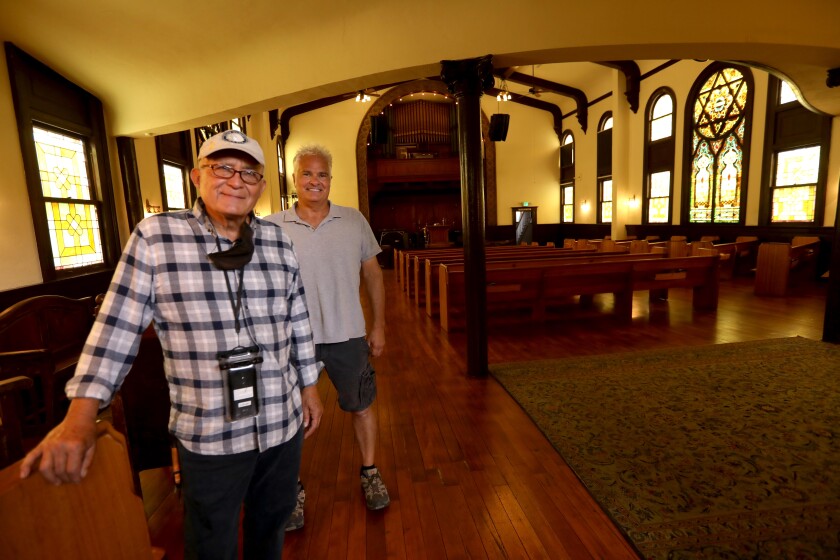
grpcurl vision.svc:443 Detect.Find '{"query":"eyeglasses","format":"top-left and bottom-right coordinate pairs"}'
top-left (201, 164), bottom-right (264, 185)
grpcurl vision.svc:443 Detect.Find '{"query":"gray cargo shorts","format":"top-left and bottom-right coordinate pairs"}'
top-left (316, 337), bottom-right (377, 412)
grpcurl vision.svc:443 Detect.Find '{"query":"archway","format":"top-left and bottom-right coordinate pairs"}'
top-left (354, 79), bottom-right (497, 236)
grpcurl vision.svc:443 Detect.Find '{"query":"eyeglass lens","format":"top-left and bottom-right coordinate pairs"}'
top-left (206, 165), bottom-right (263, 184)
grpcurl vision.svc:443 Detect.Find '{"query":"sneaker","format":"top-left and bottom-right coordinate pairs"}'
top-left (285, 483), bottom-right (305, 531)
top-left (360, 468), bottom-right (390, 510)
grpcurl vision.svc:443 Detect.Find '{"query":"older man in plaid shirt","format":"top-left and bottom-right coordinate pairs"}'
top-left (21, 130), bottom-right (322, 560)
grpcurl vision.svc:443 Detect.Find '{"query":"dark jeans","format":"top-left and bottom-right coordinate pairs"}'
top-left (177, 428), bottom-right (303, 560)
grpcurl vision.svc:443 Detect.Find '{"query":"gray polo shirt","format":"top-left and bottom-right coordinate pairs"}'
top-left (266, 203), bottom-right (381, 344)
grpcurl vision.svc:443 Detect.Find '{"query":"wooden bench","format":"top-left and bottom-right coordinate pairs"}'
top-left (402, 245), bottom-right (561, 299)
top-left (438, 255), bottom-right (719, 331)
top-left (754, 236), bottom-right (821, 296)
top-left (414, 246), bottom-right (590, 309)
top-left (0, 295), bottom-right (98, 433)
top-left (422, 250), bottom-right (641, 317)
top-left (702, 236), bottom-right (759, 279)
top-left (0, 422), bottom-right (165, 560)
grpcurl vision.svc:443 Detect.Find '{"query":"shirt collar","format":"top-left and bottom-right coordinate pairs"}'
top-left (285, 201), bottom-right (343, 225)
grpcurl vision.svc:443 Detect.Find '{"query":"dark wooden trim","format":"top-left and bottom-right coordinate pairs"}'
top-left (487, 88), bottom-right (563, 141)
top-left (441, 55), bottom-right (494, 378)
top-left (642, 87), bottom-right (677, 224)
top-left (596, 61), bottom-right (641, 113)
top-left (501, 70), bottom-right (589, 132)
top-left (117, 137), bottom-right (144, 233)
top-left (0, 269), bottom-right (114, 311)
top-left (4, 43), bottom-right (120, 282)
top-left (640, 60), bottom-right (681, 80)
top-left (758, 75), bottom-right (832, 227)
top-left (823, 175), bottom-right (840, 343)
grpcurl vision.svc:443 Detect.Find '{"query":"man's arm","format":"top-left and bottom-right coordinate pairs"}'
top-left (19, 397), bottom-right (100, 484)
top-left (361, 256), bottom-right (386, 357)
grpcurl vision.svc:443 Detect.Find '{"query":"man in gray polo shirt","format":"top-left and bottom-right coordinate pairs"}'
top-left (266, 144), bottom-right (389, 528)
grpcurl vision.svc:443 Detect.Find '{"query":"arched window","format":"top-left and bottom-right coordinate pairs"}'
top-left (560, 132), bottom-right (575, 223)
top-left (643, 88), bottom-right (676, 224)
top-left (597, 113), bottom-right (613, 224)
top-left (684, 64), bottom-right (753, 224)
top-left (760, 76), bottom-right (831, 225)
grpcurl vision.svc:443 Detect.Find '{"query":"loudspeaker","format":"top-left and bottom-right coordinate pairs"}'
top-left (489, 114), bottom-right (510, 142)
top-left (370, 115), bottom-right (389, 144)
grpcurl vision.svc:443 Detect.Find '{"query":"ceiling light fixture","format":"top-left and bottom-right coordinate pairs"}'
top-left (496, 79), bottom-right (512, 102)
top-left (355, 91), bottom-right (372, 103)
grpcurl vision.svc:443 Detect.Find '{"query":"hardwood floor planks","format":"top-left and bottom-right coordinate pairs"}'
top-left (142, 269), bottom-right (827, 559)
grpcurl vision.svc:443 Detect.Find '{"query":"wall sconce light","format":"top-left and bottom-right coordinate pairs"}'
top-left (581, 199), bottom-right (590, 212)
top-left (627, 195), bottom-right (640, 209)
top-left (145, 198), bottom-right (161, 214)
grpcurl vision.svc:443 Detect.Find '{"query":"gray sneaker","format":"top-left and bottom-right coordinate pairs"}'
top-left (361, 468), bottom-right (390, 510)
top-left (285, 483), bottom-right (305, 531)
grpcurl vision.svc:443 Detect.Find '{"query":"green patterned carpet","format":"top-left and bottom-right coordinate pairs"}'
top-left (490, 337), bottom-right (840, 559)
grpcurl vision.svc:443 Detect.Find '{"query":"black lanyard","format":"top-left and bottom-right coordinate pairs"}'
top-left (214, 235), bottom-right (245, 335)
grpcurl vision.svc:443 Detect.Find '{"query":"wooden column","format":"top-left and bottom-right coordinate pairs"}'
top-left (440, 55), bottom-right (494, 377)
top-left (823, 183), bottom-right (840, 343)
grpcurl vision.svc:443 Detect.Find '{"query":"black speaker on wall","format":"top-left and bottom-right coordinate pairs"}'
top-left (489, 113), bottom-right (510, 142)
top-left (370, 115), bottom-right (389, 145)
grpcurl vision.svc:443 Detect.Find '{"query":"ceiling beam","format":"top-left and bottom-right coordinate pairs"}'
top-left (498, 70), bottom-right (589, 132)
top-left (487, 88), bottom-right (563, 142)
top-left (596, 61), bottom-right (641, 113)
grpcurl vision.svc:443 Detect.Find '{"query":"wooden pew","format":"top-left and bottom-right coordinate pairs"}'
top-left (0, 295), bottom-right (98, 433)
top-left (0, 422), bottom-right (165, 560)
top-left (754, 236), bottom-right (821, 296)
top-left (422, 250), bottom-right (635, 316)
top-left (704, 236), bottom-right (759, 279)
top-left (405, 245), bottom-right (560, 301)
top-left (438, 255), bottom-right (719, 331)
top-left (414, 246), bottom-right (586, 309)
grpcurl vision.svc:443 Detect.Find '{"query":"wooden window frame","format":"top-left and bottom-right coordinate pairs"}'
top-left (758, 76), bottom-right (831, 226)
top-left (642, 87), bottom-right (676, 224)
top-left (5, 43), bottom-right (119, 281)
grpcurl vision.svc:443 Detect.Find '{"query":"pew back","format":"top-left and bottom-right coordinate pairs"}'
top-left (0, 422), bottom-right (163, 560)
top-left (438, 255), bottom-right (719, 331)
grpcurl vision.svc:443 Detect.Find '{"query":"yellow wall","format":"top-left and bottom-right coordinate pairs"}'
top-left (282, 99), bottom-right (374, 210)
top-left (0, 49), bottom-right (42, 291)
top-left (1, 56), bottom-right (837, 292)
top-left (484, 98), bottom-right (561, 225)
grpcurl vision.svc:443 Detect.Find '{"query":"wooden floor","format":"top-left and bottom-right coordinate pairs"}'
top-left (145, 269), bottom-right (829, 559)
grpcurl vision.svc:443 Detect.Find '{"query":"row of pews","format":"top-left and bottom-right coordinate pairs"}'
top-left (396, 240), bottom-right (721, 332)
top-left (394, 232), bottom-right (824, 332)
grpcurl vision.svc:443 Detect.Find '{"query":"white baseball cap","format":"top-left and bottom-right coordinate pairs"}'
top-left (198, 130), bottom-right (265, 166)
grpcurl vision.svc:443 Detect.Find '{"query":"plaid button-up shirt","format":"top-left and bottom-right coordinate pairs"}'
top-left (66, 200), bottom-right (321, 455)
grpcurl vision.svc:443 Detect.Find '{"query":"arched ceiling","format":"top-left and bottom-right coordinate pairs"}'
top-left (2, 0), bottom-right (839, 137)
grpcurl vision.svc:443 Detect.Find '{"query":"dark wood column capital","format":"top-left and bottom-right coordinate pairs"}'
top-left (440, 55), bottom-right (495, 98)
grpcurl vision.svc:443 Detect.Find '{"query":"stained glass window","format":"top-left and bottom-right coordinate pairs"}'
top-left (648, 171), bottom-right (671, 223)
top-left (34, 126), bottom-right (104, 270)
top-left (770, 146), bottom-right (819, 222)
top-left (688, 67), bottom-right (749, 224)
top-left (600, 179), bottom-right (613, 223)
